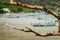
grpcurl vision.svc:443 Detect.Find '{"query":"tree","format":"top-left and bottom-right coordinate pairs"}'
top-left (9, 0), bottom-right (60, 36)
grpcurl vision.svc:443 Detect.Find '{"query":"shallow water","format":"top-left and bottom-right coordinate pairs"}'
top-left (0, 12), bottom-right (58, 27)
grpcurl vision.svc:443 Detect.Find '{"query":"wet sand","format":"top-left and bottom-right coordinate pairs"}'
top-left (0, 23), bottom-right (60, 40)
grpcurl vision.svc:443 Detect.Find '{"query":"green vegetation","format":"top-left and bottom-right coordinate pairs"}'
top-left (0, 2), bottom-right (38, 13)
top-left (58, 10), bottom-right (60, 16)
top-left (0, 0), bottom-right (60, 15)
top-left (18, 0), bottom-right (60, 12)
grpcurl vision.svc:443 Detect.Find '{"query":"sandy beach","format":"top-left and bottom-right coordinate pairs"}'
top-left (0, 22), bottom-right (60, 40)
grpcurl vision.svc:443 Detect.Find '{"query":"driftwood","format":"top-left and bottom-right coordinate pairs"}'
top-left (5, 23), bottom-right (60, 37)
top-left (25, 27), bottom-right (60, 37)
top-left (5, 23), bottom-right (32, 32)
top-left (5, 23), bottom-right (22, 30)
top-left (4, 23), bottom-right (48, 37)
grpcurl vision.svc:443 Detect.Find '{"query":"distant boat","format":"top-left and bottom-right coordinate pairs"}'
top-left (31, 21), bottom-right (56, 27)
top-left (32, 23), bottom-right (56, 27)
